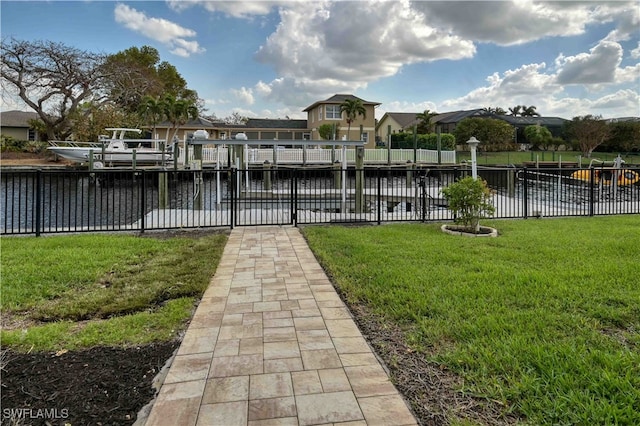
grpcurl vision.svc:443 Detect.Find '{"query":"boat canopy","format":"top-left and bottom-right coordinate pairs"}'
top-left (105, 128), bottom-right (143, 139)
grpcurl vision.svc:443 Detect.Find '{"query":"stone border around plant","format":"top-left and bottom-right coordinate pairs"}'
top-left (441, 224), bottom-right (498, 237)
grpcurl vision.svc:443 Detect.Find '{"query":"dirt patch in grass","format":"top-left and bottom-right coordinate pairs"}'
top-left (0, 341), bottom-right (179, 425)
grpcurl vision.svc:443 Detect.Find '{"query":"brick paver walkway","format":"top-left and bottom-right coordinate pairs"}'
top-left (144, 226), bottom-right (417, 425)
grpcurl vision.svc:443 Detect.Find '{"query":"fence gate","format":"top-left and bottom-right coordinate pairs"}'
top-left (231, 168), bottom-right (295, 227)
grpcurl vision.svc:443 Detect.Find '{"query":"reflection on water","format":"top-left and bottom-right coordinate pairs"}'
top-left (1, 171), bottom-right (229, 232)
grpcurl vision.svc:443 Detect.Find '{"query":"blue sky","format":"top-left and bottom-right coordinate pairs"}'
top-left (2, 1), bottom-right (639, 121)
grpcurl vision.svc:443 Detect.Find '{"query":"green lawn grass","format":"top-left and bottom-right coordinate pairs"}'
top-left (302, 217), bottom-right (640, 425)
top-left (1, 232), bottom-right (227, 351)
top-left (456, 150), bottom-right (640, 166)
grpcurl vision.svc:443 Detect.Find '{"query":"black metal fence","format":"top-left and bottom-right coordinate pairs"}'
top-left (2, 166), bottom-right (639, 235)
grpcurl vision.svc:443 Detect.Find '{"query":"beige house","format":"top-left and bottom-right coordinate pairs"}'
top-left (0, 110), bottom-right (40, 141)
top-left (304, 94), bottom-right (380, 148)
top-left (151, 116), bottom-right (219, 142)
top-left (375, 112), bottom-right (421, 145)
top-left (151, 94), bottom-right (380, 149)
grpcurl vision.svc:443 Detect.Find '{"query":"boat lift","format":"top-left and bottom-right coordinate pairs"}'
top-left (186, 132), bottom-right (366, 210)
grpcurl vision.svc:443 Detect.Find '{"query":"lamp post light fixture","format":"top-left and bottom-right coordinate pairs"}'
top-left (467, 136), bottom-right (480, 179)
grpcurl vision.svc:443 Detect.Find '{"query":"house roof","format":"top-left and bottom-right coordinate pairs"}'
top-left (1, 110), bottom-right (39, 127)
top-left (431, 109), bottom-right (568, 127)
top-left (497, 115), bottom-right (568, 127)
top-left (606, 117), bottom-right (640, 123)
top-left (244, 118), bottom-right (308, 129)
top-left (382, 112), bottom-right (421, 129)
top-left (433, 109), bottom-right (489, 124)
top-left (303, 94), bottom-right (381, 112)
top-left (155, 116), bottom-right (218, 129)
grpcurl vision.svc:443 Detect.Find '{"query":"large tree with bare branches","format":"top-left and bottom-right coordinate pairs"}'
top-left (1, 37), bottom-right (106, 140)
top-left (101, 45), bottom-right (199, 114)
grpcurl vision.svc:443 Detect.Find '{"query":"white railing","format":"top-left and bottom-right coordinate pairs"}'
top-left (179, 147), bottom-right (456, 166)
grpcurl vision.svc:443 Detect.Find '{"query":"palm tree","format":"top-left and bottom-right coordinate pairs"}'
top-left (521, 105), bottom-right (540, 117)
top-left (161, 93), bottom-right (198, 143)
top-left (416, 109), bottom-right (437, 133)
top-left (482, 107), bottom-right (507, 116)
top-left (339, 98), bottom-right (366, 140)
top-left (138, 95), bottom-right (164, 139)
top-left (509, 105), bottom-right (522, 116)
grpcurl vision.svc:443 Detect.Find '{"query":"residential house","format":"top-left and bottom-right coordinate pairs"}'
top-left (0, 110), bottom-right (40, 141)
top-left (151, 116), bottom-right (219, 142)
top-left (303, 94), bottom-right (380, 147)
top-left (375, 112), bottom-right (422, 145)
top-left (435, 110), bottom-right (569, 149)
top-left (227, 118), bottom-right (309, 142)
top-left (151, 94), bottom-right (380, 149)
top-left (378, 108), bottom-right (569, 148)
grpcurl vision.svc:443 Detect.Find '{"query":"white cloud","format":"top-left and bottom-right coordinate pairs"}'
top-left (439, 59), bottom-right (638, 119)
top-left (412, 1), bottom-right (593, 46)
top-left (615, 63), bottom-right (640, 85)
top-left (555, 41), bottom-right (623, 85)
top-left (596, 2), bottom-right (640, 42)
top-left (631, 42), bottom-right (640, 59)
top-left (377, 100), bottom-right (439, 116)
top-left (255, 81), bottom-right (272, 97)
top-left (253, 1), bottom-right (475, 108)
top-left (590, 89), bottom-right (639, 111)
top-left (232, 87), bottom-right (255, 105)
top-left (191, 1), bottom-right (638, 120)
top-left (114, 3), bottom-right (204, 57)
top-left (441, 62), bottom-right (559, 111)
top-left (167, 0), bottom-right (281, 18)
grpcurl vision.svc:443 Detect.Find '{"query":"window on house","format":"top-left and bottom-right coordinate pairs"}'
top-left (318, 106), bottom-right (322, 121)
top-left (28, 128), bottom-right (36, 141)
top-left (361, 132), bottom-right (368, 143)
top-left (326, 105), bottom-right (341, 120)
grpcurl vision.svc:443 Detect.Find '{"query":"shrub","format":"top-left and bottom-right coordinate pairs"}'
top-left (25, 140), bottom-right (48, 154)
top-left (441, 176), bottom-right (495, 233)
top-left (1, 135), bottom-right (27, 152)
top-left (390, 132), bottom-right (455, 150)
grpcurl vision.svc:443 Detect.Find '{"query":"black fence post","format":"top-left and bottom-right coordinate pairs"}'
top-left (377, 169), bottom-right (382, 225)
top-left (589, 167), bottom-right (595, 217)
top-left (140, 170), bottom-right (146, 233)
top-left (292, 169), bottom-right (298, 226)
top-left (523, 168), bottom-right (529, 219)
top-left (230, 168), bottom-right (235, 229)
top-left (420, 172), bottom-right (426, 222)
top-left (35, 170), bottom-right (42, 237)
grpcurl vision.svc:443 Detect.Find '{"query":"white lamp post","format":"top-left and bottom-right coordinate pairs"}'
top-left (467, 136), bottom-right (480, 179)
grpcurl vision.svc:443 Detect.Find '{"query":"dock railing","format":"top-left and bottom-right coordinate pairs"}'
top-left (182, 147), bottom-right (456, 166)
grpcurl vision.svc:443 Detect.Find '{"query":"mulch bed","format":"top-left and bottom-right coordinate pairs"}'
top-left (1, 342), bottom-right (179, 426)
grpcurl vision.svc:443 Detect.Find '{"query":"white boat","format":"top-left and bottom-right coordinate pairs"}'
top-left (48, 128), bottom-right (173, 165)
